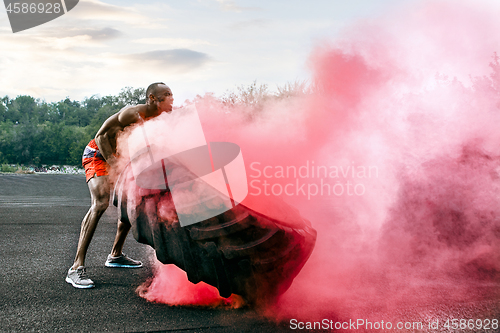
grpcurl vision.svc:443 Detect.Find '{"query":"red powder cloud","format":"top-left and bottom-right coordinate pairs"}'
top-left (133, 0), bottom-right (500, 327)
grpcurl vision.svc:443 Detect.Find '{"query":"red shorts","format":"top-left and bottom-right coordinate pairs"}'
top-left (82, 139), bottom-right (109, 182)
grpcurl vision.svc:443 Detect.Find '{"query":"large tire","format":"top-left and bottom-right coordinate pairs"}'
top-left (113, 163), bottom-right (316, 305)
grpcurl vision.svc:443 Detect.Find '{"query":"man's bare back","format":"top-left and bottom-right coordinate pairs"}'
top-left (95, 84), bottom-right (174, 163)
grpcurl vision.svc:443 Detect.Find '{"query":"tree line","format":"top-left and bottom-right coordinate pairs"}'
top-left (0, 87), bottom-right (145, 166)
top-left (0, 80), bottom-right (310, 167)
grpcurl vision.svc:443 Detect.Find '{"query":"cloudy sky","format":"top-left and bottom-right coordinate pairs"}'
top-left (0, 0), bottom-right (424, 104)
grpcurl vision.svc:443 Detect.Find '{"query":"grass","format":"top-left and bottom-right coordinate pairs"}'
top-left (0, 164), bottom-right (18, 173)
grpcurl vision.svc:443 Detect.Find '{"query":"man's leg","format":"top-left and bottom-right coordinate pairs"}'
top-left (105, 220), bottom-right (142, 268)
top-left (72, 175), bottom-right (110, 269)
top-left (105, 178), bottom-right (142, 268)
top-left (66, 175), bottom-right (110, 288)
top-left (110, 220), bottom-right (131, 257)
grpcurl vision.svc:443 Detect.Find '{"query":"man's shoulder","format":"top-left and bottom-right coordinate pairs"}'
top-left (118, 104), bottom-right (147, 127)
top-left (119, 104), bottom-right (147, 115)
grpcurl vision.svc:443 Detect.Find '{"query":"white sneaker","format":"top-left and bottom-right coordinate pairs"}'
top-left (105, 253), bottom-right (142, 268)
top-left (65, 266), bottom-right (95, 289)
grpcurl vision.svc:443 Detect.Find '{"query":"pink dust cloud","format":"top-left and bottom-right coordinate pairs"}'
top-left (137, 263), bottom-right (244, 308)
top-left (130, 0), bottom-right (500, 325)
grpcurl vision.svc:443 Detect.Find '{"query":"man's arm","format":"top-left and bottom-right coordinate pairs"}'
top-left (94, 113), bottom-right (120, 162)
top-left (94, 105), bottom-right (146, 162)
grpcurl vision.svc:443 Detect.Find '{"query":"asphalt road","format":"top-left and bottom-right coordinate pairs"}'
top-left (0, 174), bottom-right (290, 333)
top-left (1, 174), bottom-right (499, 333)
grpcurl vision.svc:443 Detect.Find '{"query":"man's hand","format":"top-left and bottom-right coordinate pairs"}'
top-left (95, 133), bottom-right (115, 161)
top-left (106, 154), bottom-right (118, 168)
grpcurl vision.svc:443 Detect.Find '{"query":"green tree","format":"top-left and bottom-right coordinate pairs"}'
top-left (56, 98), bottom-right (82, 125)
top-left (0, 98), bottom-right (6, 122)
top-left (9, 121), bottom-right (39, 164)
top-left (0, 85), bottom-right (148, 166)
top-left (15, 95), bottom-right (38, 123)
top-left (86, 104), bottom-right (119, 138)
top-left (116, 87), bottom-right (146, 108)
top-left (0, 122), bottom-right (14, 162)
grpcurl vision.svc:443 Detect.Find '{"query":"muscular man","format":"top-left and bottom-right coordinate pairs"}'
top-left (66, 82), bottom-right (174, 289)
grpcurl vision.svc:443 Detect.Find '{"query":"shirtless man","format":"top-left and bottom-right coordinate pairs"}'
top-left (66, 82), bottom-right (174, 288)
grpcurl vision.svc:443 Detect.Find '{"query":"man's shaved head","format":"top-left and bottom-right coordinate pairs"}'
top-left (145, 82), bottom-right (174, 113)
top-left (146, 82), bottom-right (169, 100)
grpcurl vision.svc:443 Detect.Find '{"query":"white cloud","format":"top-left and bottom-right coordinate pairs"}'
top-left (66, 0), bottom-right (170, 30)
top-left (229, 18), bottom-right (268, 30)
top-left (35, 35), bottom-right (96, 50)
top-left (53, 27), bottom-right (122, 40)
top-left (124, 49), bottom-right (212, 74)
top-left (70, 0), bottom-right (143, 22)
top-left (132, 38), bottom-right (212, 48)
top-left (215, 0), bottom-right (261, 12)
